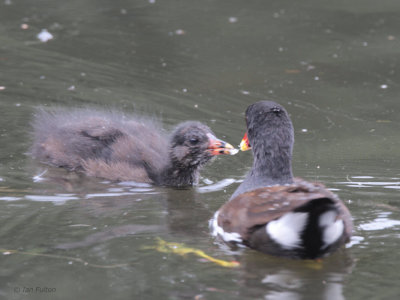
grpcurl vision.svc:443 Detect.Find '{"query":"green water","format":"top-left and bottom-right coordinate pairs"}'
top-left (1, 0), bottom-right (400, 299)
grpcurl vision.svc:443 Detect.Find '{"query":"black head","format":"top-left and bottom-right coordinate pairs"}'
top-left (245, 101), bottom-right (294, 154)
top-left (230, 101), bottom-right (295, 196)
top-left (169, 121), bottom-right (234, 169)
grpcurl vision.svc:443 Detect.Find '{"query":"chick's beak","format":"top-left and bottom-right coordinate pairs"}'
top-left (239, 132), bottom-right (251, 151)
top-left (207, 133), bottom-right (238, 155)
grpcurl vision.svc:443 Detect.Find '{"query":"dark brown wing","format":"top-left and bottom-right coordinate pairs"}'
top-left (217, 178), bottom-right (352, 242)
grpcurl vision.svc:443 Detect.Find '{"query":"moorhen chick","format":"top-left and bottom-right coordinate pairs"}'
top-left (31, 108), bottom-right (237, 187)
top-left (211, 101), bottom-right (352, 259)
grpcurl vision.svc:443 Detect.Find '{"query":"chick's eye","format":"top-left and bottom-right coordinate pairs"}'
top-left (189, 137), bottom-right (199, 145)
top-left (271, 106), bottom-right (281, 113)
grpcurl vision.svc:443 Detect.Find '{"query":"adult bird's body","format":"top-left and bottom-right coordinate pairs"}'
top-left (211, 101), bottom-right (352, 259)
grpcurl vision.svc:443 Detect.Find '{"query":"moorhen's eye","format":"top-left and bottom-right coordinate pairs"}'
top-left (189, 137), bottom-right (199, 145)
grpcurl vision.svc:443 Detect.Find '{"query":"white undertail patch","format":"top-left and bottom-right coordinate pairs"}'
top-left (266, 212), bottom-right (308, 249)
top-left (319, 210), bottom-right (344, 249)
top-left (210, 211), bottom-right (242, 243)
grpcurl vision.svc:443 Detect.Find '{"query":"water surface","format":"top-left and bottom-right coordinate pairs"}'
top-left (1, 0), bottom-right (400, 299)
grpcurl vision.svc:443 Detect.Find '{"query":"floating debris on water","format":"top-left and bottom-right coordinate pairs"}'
top-left (229, 17), bottom-right (238, 23)
top-left (175, 29), bottom-right (185, 35)
top-left (145, 237), bottom-right (240, 268)
top-left (37, 29), bottom-right (53, 42)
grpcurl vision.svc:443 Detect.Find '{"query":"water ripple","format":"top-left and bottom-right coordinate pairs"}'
top-left (359, 212), bottom-right (400, 231)
top-left (335, 175), bottom-right (400, 190)
top-left (197, 178), bottom-right (237, 193)
top-left (24, 194), bottom-right (79, 205)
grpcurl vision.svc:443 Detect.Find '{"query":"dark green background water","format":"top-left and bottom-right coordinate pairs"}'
top-left (1, 0), bottom-right (400, 299)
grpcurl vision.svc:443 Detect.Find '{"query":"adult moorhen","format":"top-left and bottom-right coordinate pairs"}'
top-left (211, 101), bottom-right (352, 259)
top-left (31, 108), bottom-right (237, 187)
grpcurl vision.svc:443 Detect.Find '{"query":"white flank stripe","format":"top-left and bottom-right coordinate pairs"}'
top-left (319, 211), bottom-right (344, 248)
top-left (210, 211), bottom-right (242, 243)
top-left (266, 212), bottom-right (308, 249)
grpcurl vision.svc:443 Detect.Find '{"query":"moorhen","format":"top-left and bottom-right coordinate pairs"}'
top-left (211, 101), bottom-right (352, 259)
top-left (31, 108), bottom-right (237, 187)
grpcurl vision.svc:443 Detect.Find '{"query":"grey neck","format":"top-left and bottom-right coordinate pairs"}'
top-left (230, 145), bottom-right (293, 199)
